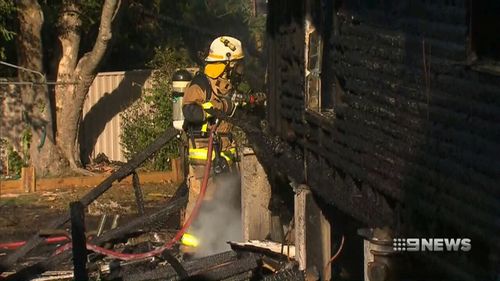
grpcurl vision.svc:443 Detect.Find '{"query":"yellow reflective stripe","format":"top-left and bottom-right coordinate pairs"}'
top-left (201, 123), bottom-right (208, 132)
top-left (188, 148), bottom-right (237, 161)
top-left (221, 148), bottom-right (237, 162)
top-left (202, 102), bottom-right (213, 110)
top-left (202, 102), bottom-right (213, 118)
top-left (208, 53), bottom-right (225, 59)
top-left (207, 53), bottom-right (244, 60)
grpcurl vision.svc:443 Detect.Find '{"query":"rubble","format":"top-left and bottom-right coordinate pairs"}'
top-left (87, 200), bottom-right (132, 216)
top-left (0, 128), bottom-right (307, 280)
top-left (86, 153), bottom-right (124, 174)
top-left (229, 240), bottom-right (296, 259)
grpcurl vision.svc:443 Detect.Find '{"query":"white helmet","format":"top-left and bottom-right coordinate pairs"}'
top-left (205, 36), bottom-right (244, 62)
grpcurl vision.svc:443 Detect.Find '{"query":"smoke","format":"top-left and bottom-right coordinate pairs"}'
top-left (190, 172), bottom-right (242, 257)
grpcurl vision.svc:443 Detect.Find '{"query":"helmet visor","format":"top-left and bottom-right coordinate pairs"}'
top-left (204, 62), bottom-right (226, 79)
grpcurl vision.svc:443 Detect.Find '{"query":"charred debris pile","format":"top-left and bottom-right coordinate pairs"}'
top-left (0, 125), bottom-right (305, 281)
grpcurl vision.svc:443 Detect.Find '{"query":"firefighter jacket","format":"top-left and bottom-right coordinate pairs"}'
top-left (182, 74), bottom-right (237, 165)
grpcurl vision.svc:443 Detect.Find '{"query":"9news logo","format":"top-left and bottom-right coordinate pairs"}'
top-left (393, 238), bottom-right (471, 252)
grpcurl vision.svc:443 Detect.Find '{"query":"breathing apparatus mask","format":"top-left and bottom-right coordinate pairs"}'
top-left (204, 59), bottom-right (244, 99)
top-left (228, 60), bottom-right (244, 87)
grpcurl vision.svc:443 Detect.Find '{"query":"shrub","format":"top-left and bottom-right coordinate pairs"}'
top-left (120, 47), bottom-right (192, 171)
top-left (0, 140), bottom-right (23, 179)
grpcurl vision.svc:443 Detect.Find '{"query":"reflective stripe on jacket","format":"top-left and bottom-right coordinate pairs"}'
top-left (188, 147), bottom-right (237, 164)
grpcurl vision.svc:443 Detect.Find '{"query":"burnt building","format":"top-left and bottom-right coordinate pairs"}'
top-left (260, 0), bottom-right (500, 280)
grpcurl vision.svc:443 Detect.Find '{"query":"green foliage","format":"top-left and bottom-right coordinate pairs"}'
top-left (0, 0), bottom-right (15, 60)
top-left (21, 126), bottom-right (32, 164)
top-left (0, 128), bottom-right (31, 178)
top-left (105, 1), bottom-right (164, 70)
top-left (120, 47), bottom-right (193, 171)
top-left (7, 145), bottom-right (24, 178)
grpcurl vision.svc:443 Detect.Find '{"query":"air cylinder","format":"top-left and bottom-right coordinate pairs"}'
top-left (171, 69), bottom-right (193, 130)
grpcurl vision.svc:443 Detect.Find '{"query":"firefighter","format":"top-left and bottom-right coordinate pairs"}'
top-left (181, 36), bottom-right (247, 226)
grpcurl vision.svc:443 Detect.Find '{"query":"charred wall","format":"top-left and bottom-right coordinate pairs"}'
top-left (266, 0), bottom-right (500, 279)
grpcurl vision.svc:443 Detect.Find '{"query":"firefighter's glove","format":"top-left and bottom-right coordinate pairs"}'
top-left (203, 107), bottom-right (226, 120)
top-left (202, 102), bottom-right (215, 119)
top-left (213, 156), bottom-right (230, 175)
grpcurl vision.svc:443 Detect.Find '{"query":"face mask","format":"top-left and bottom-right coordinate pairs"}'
top-left (228, 60), bottom-right (244, 87)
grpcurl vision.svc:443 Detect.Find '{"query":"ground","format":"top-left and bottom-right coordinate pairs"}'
top-left (0, 182), bottom-right (179, 270)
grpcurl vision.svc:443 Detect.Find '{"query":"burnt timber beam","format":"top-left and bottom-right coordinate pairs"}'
top-left (4, 191), bottom-right (187, 281)
top-left (262, 267), bottom-right (305, 281)
top-left (70, 201), bottom-right (88, 281)
top-left (132, 171), bottom-right (146, 215)
top-left (122, 251), bottom-right (241, 281)
top-left (0, 128), bottom-right (179, 272)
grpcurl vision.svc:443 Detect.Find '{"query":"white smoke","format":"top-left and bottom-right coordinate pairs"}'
top-left (189, 173), bottom-right (242, 257)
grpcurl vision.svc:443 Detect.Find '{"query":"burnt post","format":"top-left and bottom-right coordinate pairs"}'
top-left (132, 171), bottom-right (145, 215)
top-left (294, 185), bottom-right (331, 281)
top-left (70, 201), bottom-right (88, 281)
top-left (241, 147), bottom-right (272, 241)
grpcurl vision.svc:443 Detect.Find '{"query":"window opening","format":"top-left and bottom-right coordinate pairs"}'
top-left (468, 0), bottom-right (500, 74)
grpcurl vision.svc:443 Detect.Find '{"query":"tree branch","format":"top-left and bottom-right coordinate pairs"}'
top-left (111, 0), bottom-right (122, 22)
top-left (75, 0), bottom-right (120, 75)
top-left (56, 1), bottom-right (82, 80)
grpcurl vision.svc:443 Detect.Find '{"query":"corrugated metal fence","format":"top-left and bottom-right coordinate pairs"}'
top-left (80, 70), bottom-right (153, 163)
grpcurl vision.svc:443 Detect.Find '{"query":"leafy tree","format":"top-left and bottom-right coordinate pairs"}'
top-left (0, 0), bottom-right (15, 63)
top-left (4, 0), bottom-right (266, 176)
top-left (6, 0), bottom-right (123, 176)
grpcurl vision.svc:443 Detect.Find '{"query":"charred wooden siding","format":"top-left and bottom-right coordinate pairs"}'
top-left (267, 0), bottom-right (499, 279)
top-left (266, 0), bottom-right (306, 137)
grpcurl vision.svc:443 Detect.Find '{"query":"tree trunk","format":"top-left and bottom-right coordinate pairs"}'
top-left (55, 0), bottom-right (120, 169)
top-left (57, 77), bottom-right (94, 169)
top-left (55, 0), bottom-right (83, 169)
top-left (16, 0), bottom-right (67, 177)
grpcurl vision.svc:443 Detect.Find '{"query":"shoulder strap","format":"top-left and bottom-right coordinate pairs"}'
top-left (190, 72), bottom-right (212, 101)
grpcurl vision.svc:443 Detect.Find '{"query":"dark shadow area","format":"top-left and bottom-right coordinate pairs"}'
top-left (78, 71), bottom-right (149, 165)
top-left (399, 1), bottom-right (499, 280)
top-left (264, 0), bottom-right (500, 280)
top-left (314, 194), bottom-right (365, 281)
top-left (469, 0), bottom-right (500, 61)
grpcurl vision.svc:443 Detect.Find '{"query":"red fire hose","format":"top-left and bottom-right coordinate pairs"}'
top-left (49, 123), bottom-right (218, 260)
top-left (0, 124), bottom-right (217, 261)
top-left (0, 236), bottom-right (69, 250)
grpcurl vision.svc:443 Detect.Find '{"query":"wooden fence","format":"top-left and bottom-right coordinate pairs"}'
top-left (0, 158), bottom-right (182, 195)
